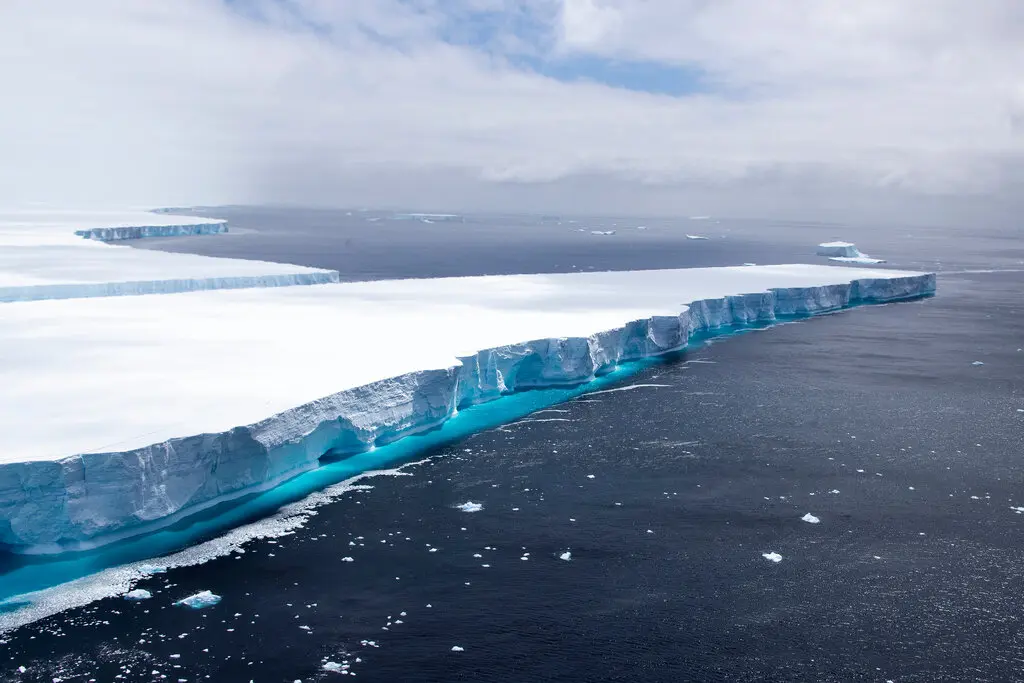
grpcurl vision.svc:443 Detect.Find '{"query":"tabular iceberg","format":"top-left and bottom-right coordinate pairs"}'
top-left (816, 241), bottom-right (885, 264)
top-left (0, 264), bottom-right (934, 553)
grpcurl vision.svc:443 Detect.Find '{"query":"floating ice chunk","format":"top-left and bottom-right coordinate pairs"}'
top-left (323, 662), bottom-right (346, 673)
top-left (341, 556), bottom-right (354, 562)
top-left (173, 590), bottom-right (221, 609)
top-left (456, 502), bottom-right (483, 513)
top-left (972, 361), bottom-right (985, 366)
top-left (586, 474), bottom-right (595, 479)
top-left (124, 589), bottom-right (152, 601)
top-left (685, 234), bottom-right (709, 240)
top-left (817, 241), bottom-right (885, 264)
top-left (139, 564), bottom-right (167, 575)
top-left (762, 552), bottom-right (783, 563)
top-left (451, 646), bottom-right (464, 652)
top-left (559, 551), bottom-right (572, 561)
top-left (1011, 507), bottom-right (1024, 514)
top-left (801, 513), bottom-right (820, 524)
top-left (816, 241), bottom-right (860, 258)
top-left (590, 230), bottom-right (616, 236)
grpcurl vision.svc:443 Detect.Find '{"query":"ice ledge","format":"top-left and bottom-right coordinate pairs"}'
top-left (0, 268), bottom-right (935, 553)
top-left (74, 222), bottom-right (228, 241)
top-left (0, 270), bottom-right (341, 303)
top-left (0, 210), bottom-right (339, 302)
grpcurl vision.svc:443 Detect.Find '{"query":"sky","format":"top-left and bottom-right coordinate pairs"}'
top-left (2, 0), bottom-right (1024, 223)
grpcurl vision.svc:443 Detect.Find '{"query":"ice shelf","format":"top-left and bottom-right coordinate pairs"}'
top-left (0, 210), bottom-right (339, 302)
top-left (0, 264), bottom-right (934, 553)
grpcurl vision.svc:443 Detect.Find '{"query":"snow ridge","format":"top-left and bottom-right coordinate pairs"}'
top-left (0, 272), bottom-right (935, 553)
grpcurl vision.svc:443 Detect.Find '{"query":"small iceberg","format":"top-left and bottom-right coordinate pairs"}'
top-left (590, 230), bottom-right (616, 236)
top-left (762, 552), bottom-right (783, 563)
top-left (138, 564), bottom-right (167, 575)
top-left (816, 241), bottom-right (885, 264)
top-left (451, 646), bottom-right (465, 652)
top-left (685, 234), bottom-right (709, 240)
top-left (559, 551), bottom-right (572, 561)
top-left (173, 590), bottom-right (222, 609)
top-left (456, 501), bottom-right (483, 513)
top-left (124, 589), bottom-right (152, 601)
top-left (801, 513), bottom-right (821, 524)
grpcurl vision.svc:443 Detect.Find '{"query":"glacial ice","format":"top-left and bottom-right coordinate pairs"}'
top-left (173, 591), bottom-right (221, 609)
top-left (816, 241), bottom-right (885, 264)
top-left (0, 211), bottom-right (935, 554)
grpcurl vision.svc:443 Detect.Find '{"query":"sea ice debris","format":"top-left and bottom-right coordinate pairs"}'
top-left (456, 502), bottom-right (483, 513)
top-left (762, 552), bottom-right (783, 563)
top-left (451, 646), bottom-right (464, 652)
top-left (124, 589), bottom-right (152, 601)
top-left (801, 513), bottom-right (821, 524)
top-left (559, 551), bottom-right (572, 561)
top-left (173, 591), bottom-right (222, 609)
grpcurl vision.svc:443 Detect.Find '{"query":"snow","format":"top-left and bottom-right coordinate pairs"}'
top-left (0, 224), bottom-right (934, 552)
top-left (0, 210), bottom-right (338, 302)
top-left (173, 590), bottom-right (221, 609)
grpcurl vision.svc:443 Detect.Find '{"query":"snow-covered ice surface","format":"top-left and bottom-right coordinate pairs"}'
top-left (0, 263), bottom-right (933, 553)
top-left (0, 210), bottom-right (338, 302)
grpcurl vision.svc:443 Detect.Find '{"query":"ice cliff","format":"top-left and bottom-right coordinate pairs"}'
top-left (0, 271), bottom-right (935, 553)
top-left (74, 221), bottom-right (228, 241)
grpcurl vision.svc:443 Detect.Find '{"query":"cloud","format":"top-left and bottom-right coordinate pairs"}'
top-left (1, 0), bottom-right (1022, 221)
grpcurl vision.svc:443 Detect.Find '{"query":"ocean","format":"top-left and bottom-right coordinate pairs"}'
top-left (2, 209), bottom-right (1022, 682)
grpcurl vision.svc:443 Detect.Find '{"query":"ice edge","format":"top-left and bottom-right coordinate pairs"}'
top-left (0, 272), bottom-right (935, 553)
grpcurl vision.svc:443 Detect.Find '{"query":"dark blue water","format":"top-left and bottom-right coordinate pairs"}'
top-left (3, 209), bottom-right (1023, 682)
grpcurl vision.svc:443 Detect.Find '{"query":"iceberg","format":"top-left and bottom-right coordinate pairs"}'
top-left (0, 262), bottom-right (934, 554)
top-left (173, 590), bottom-right (221, 609)
top-left (816, 241), bottom-right (885, 264)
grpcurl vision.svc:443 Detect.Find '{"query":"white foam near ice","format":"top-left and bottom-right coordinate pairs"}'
top-left (0, 210), bottom-right (338, 302)
top-left (0, 251), bottom-right (934, 554)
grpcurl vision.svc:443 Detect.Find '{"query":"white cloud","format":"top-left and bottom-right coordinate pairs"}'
top-left (1, 0), bottom-right (1022, 220)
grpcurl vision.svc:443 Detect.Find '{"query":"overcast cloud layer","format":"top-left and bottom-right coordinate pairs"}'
top-left (3, 0), bottom-right (1023, 222)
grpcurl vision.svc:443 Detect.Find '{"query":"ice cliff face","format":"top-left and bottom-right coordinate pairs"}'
top-left (74, 222), bottom-right (228, 241)
top-left (0, 271), bottom-right (341, 303)
top-left (0, 272), bottom-right (935, 553)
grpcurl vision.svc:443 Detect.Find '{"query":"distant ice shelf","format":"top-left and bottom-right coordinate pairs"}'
top-left (0, 210), bottom-right (339, 302)
top-left (0, 264), bottom-right (935, 553)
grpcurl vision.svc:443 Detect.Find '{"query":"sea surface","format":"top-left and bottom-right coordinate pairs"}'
top-left (3, 209), bottom-right (1023, 682)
